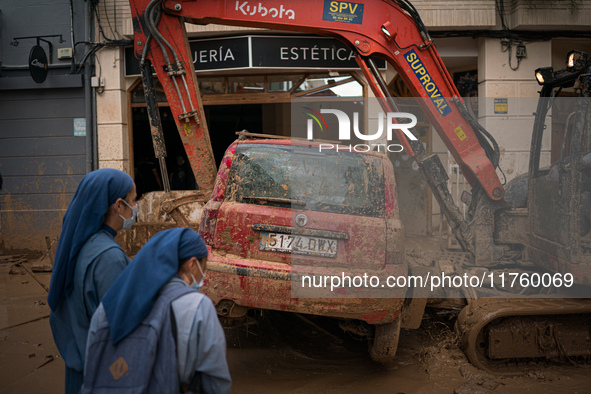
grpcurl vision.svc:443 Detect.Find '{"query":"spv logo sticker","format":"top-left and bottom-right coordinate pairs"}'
top-left (323, 0), bottom-right (364, 25)
top-left (404, 49), bottom-right (451, 117)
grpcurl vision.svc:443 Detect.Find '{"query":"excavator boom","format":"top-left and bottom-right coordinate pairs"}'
top-left (129, 0), bottom-right (504, 205)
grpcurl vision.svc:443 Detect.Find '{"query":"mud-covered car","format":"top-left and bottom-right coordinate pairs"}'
top-left (199, 135), bottom-right (406, 361)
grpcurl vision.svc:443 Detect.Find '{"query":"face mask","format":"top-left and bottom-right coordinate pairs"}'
top-left (117, 199), bottom-right (137, 231)
top-left (190, 260), bottom-right (206, 290)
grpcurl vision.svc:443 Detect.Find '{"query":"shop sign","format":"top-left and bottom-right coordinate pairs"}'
top-left (125, 35), bottom-right (386, 76)
top-left (250, 36), bottom-right (385, 69)
top-left (29, 45), bottom-right (48, 83)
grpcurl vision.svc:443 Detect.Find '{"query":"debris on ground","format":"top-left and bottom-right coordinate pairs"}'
top-left (8, 265), bottom-right (26, 275)
top-left (31, 264), bottom-right (53, 272)
top-left (0, 254), bottom-right (28, 265)
top-left (455, 364), bottom-right (504, 393)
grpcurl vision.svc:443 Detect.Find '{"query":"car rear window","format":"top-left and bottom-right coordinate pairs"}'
top-left (226, 143), bottom-right (385, 217)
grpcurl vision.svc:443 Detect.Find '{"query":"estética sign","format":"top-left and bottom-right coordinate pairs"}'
top-left (29, 45), bottom-right (48, 83)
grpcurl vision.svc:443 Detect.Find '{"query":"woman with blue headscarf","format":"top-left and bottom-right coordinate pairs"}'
top-left (47, 168), bottom-right (138, 394)
top-left (82, 228), bottom-right (231, 394)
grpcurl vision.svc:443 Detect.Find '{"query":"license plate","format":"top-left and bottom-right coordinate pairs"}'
top-left (259, 232), bottom-right (337, 257)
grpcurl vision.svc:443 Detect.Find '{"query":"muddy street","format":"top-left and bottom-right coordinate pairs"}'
top-left (224, 310), bottom-right (591, 394)
top-left (1, 254), bottom-right (591, 394)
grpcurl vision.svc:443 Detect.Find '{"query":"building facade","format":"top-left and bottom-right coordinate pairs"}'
top-left (0, 0), bottom-right (91, 250)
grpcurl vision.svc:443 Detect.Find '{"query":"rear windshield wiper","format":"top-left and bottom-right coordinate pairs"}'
top-left (244, 196), bottom-right (307, 207)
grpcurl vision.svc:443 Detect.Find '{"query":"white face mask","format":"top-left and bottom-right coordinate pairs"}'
top-left (117, 199), bottom-right (137, 231)
top-left (190, 260), bottom-right (206, 290)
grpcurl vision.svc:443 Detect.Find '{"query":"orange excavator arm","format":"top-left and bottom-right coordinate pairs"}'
top-left (128, 0), bottom-right (503, 249)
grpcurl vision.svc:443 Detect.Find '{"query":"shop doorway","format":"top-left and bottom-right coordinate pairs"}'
top-left (132, 104), bottom-right (266, 198)
top-left (132, 106), bottom-right (194, 199)
top-left (203, 104), bottom-right (263, 163)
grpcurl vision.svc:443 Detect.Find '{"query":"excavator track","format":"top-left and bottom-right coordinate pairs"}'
top-left (456, 298), bottom-right (591, 374)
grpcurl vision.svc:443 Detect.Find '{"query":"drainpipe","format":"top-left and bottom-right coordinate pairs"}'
top-left (84, 0), bottom-right (93, 173)
top-left (91, 7), bottom-right (98, 171)
top-left (69, 0), bottom-right (76, 74)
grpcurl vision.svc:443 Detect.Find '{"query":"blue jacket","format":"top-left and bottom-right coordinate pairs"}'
top-left (50, 227), bottom-right (129, 387)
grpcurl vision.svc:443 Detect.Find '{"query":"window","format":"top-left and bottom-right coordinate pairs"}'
top-left (227, 144), bottom-right (385, 217)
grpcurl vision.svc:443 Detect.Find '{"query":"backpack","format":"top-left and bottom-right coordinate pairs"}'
top-left (81, 281), bottom-right (201, 393)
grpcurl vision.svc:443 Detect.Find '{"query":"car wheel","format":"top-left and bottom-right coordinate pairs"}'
top-left (368, 316), bottom-right (401, 363)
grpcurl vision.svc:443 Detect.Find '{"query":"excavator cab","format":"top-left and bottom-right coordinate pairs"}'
top-left (527, 50), bottom-right (591, 285)
top-left (457, 51), bottom-right (591, 374)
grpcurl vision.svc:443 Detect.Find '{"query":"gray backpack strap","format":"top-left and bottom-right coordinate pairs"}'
top-left (159, 281), bottom-right (197, 305)
top-left (171, 304), bottom-right (202, 394)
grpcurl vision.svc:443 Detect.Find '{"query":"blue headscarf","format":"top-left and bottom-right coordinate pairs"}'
top-left (102, 228), bottom-right (208, 344)
top-left (47, 169), bottom-right (134, 311)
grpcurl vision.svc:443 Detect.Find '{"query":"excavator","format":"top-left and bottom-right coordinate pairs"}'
top-left (127, 0), bottom-right (591, 372)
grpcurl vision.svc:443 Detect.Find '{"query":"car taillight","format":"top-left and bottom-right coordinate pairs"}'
top-left (200, 144), bottom-right (236, 245)
top-left (200, 200), bottom-right (222, 245)
top-left (212, 145), bottom-right (236, 201)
